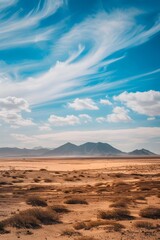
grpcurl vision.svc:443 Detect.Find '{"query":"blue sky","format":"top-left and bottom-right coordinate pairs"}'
top-left (0, 0), bottom-right (160, 153)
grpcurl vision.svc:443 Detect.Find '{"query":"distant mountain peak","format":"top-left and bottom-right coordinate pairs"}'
top-left (129, 148), bottom-right (156, 156)
top-left (0, 143), bottom-right (157, 157)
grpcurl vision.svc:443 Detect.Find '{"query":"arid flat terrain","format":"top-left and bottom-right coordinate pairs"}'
top-left (0, 158), bottom-right (160, 240)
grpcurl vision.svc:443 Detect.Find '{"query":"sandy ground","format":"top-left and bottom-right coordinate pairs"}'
top-left (0, 157), bottom-right (160, 240)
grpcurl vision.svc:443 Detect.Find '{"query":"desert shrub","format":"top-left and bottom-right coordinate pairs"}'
top-left (64, 198), bottom-right (88, 205)
top-left (26, 196), bottom-right (47, 207)
top-left (49, 205), bottom-right (70, 213)
top-left (75, 237), bottom-right (97, 240)
top-left (110, 199), bottom-right (128, 208)
top-left (27, 208), bottom-right (60, 225)
top-left (139, 206), bottom-right (160, 219)
top-left (74, 222), bottom-right (87, 230)
top-left (61, 229), bottom-right (81, 236)
top-left (33, 178), bottom-right (40, 183)
top-left (6, 208), bottom-right (60, 228)
top-left (6, 213), bottom-right (41, 229)
top-left (98, 208), bottom-right (133, 220)
top-left (107, 222), bottom-right (125, 232)
top-left (39, 168), bottom-right (47, 171)
top-left (74, 220), bottom-right (110, 230)
top-left (44, 179), bottom-right (52, 183)
top-left (0, 222), bottom-right (10, 234)
top-left (134, 221), bottom-right (154, 229)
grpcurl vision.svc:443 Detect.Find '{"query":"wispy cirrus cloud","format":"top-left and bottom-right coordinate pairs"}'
top-left (0, 0), bottom-right (18, 10)
top-left (0, 9), bottom-right (160, 105)
top-left (0, 0), bottom-right (64, 50)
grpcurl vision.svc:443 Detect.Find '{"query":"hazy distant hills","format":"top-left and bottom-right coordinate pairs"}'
top-left (0, 142), bottom-right (157, 157)
top-left (45, 142), bottom-right (123, 156)
top-left (128, 148), bottom-right (156, 156)
top-left (0, 147), bottom-right (49, 157)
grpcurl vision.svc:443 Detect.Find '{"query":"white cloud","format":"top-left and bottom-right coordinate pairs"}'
top-left (39, 123), bottom-right (52, 131)
top-left (114, 90), bottom-right (160, 116)
top-left (96, 106), bottom-right (132, 123)
top-left (0, 10), bottom-right (159, 105)
top-left (0, 96), bottom-right (34, 127)
top-left (147, 117), bottom-right (155, 121)
top-left (11, 134), bottom-right (37, 143)
top-left (48, 113), bottom-right (92, 126)
top-left (48, 114), bottom-right (80, 126)
top-left (0, 0), bottom-right (18, 10)
top-left (100, 99), bottom-right (112, 105)
top-left (68, 98), bottom-right (98, 110)
top-left (0, 96), bottom-right (30, 112)
top-left (79, 114), bottom-right (92, 123)
top-left (0, 0), bottom-right (63, 50)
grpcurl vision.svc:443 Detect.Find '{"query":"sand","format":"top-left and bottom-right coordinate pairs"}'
top-left (0, 157), bottom-right (159, 240)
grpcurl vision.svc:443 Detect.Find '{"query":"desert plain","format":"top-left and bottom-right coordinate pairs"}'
top-left (0, 157), bottom-right (159, 240)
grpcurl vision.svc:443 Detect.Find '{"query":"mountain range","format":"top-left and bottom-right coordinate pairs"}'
top-left (0, 142), bottom-right (156, 157)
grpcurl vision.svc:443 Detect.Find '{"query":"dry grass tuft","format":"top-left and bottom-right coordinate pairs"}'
top-left (26, 196), bottom-right (47, 207)
top-left (5, 207), bottom-right (60, 229)
top-left (140, 206), bottom-right (160, 219)
top-left (134, 221), bottom-right (155, 229)
top-left (61, 229), bottom-right (81, 237)
top-left (48, 205), bottom-right (70, 213)
top-left (75, 237), bottom-right (97, 240)
top-left (106, 222), bottom-right (125, 232)
top-left (64, 198), bottom-right (88, 205)
top-left (110, 199), bottom-right (128, 208)
top-left (0, 222), bottom-right (10, 234)
top-left (98, 208), bottom-right (133, 220)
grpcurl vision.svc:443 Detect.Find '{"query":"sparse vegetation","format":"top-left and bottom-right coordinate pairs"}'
top-left (98, 208), bottom-right (133, 220)
top-left (5, 208), bottom-right (60, 229)
top-left (140, 206), bottom-right (160, 219)
top-left (48, 205), bottom-right (70, 213)
top-left (110, 199), bottom-right (128, 208)
top-left (134, 221), bottom-right (155, 229)
top-left (26, 196), bottom-right (47, 207)
top-left (64, 198), bottom-right (88, 205)
top-left (61, 229), bottom-right (81, 236)
top-left (75, 236), bottom-right (97, 240)
top-left (0, 222), bottom-right (10, 234)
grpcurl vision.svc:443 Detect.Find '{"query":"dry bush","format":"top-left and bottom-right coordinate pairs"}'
top-left (5, 213), bottom-right (41, 229)
top-left (64, 177), bottom-right (75, 182)
top-left (44, 178), bottom-right (52, 183)
top-left (134, 221), bottom-right (155, 229)
top-left (75, 237), bottom-right (97, 240)
top-left (74, 222), bottom-right (86, 230)
top-left (48, 205), bottom-right (70, 213)
top-left (64, 198), bottom-right (88, 205)
top-left (74, 220), bottom-right (111, 230)
top-left (61, 229), bottom-right (81, 237)
top-left (26, 196), bottom-right (47, 207)
top-left (98, 208), bottom-right (133, 220)
top-left (140, 206), bottom-right (160, 219)
top-left (106, 222), bottom-right (125, 232)
top-left (0, 222), bottom-right (10, 234)
top-left (110, 199), bottom-right (128, 208)
top-left (5, 208), bottom-right (60, 229)
top-left (39, 168), bottom-right (47, 171)
top-left (33, 178), bottom-right (40, 183)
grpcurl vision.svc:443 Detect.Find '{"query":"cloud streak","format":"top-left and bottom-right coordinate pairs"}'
top-left (0, 9), bottom-right (159, 105)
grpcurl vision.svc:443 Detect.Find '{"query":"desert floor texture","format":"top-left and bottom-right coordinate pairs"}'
top-left (0, 157), bottom-right (159, 240)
